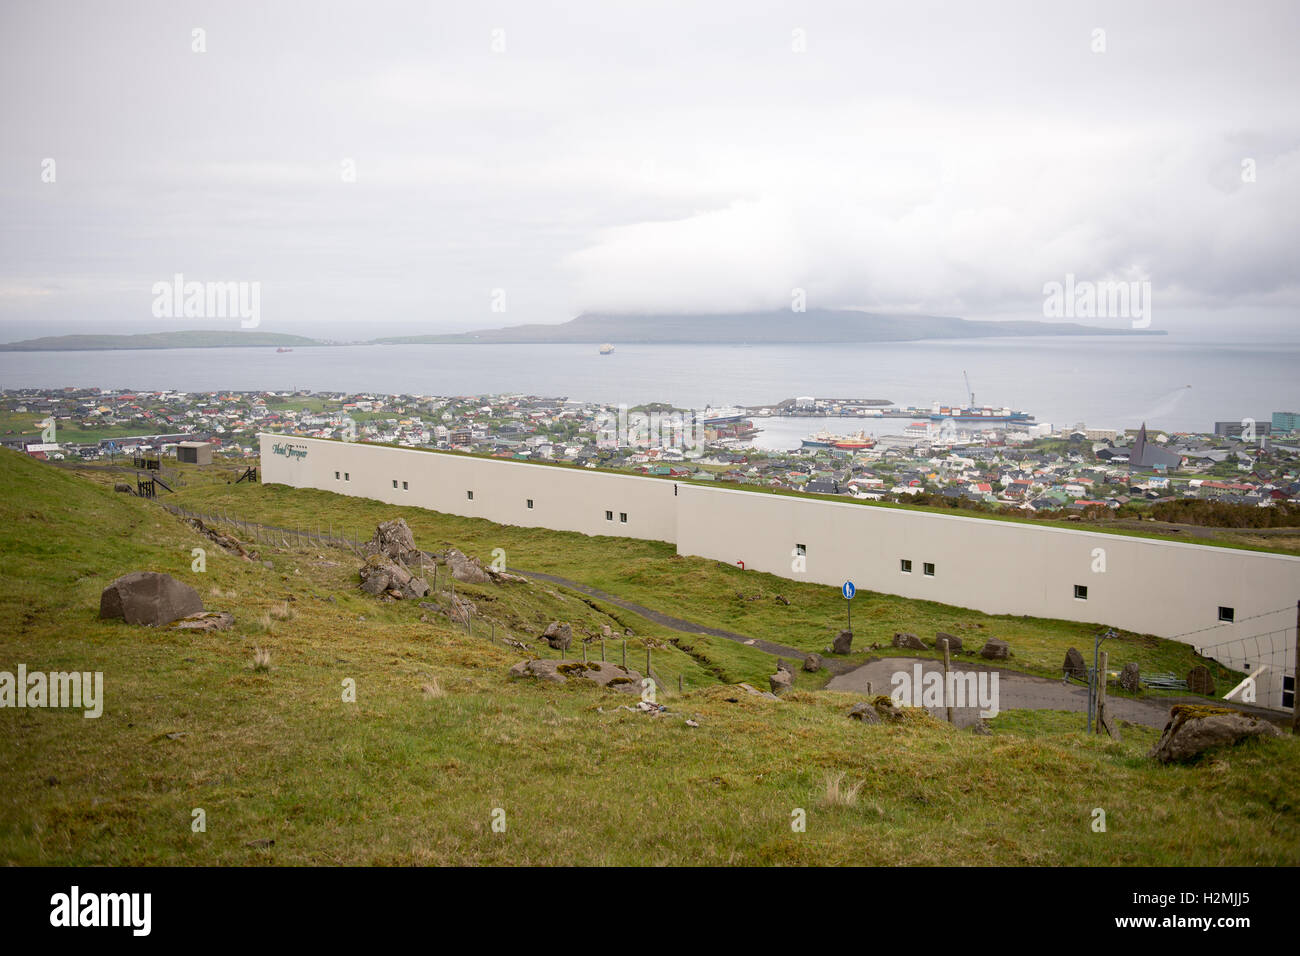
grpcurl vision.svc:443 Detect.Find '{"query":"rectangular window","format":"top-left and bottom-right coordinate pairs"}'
top-left (344, 472), bottom-right (350, 481)
top-left (795, 543), bottom-right (807, 556)
top-left (393, 479), bottom-right (398, 488)
top-left (527, 499), bottom-right (534, 509)
top-left (334, 471), bottom-right (340, 480)
top-left (1218, 606), bottom-right (1235, 623)
top-left (402, 481), bottom-right (408, 490)
top-left (900, 559), bottom-right (912, 573)
top-left (1284, 674), bottom-right (1295, 710)
top-left (467, 490), bottom-right (474, 500)
top-left (620, 512), bottom-right (628, 523)
top-left (1074, 584), bottom-right (1088, 600)
top-left (605, 510), bottom-right (613, 521)
top-left (923, 562), bottom-right (935, 576)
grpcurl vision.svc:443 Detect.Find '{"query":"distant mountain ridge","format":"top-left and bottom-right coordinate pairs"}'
top-left (0, 331), bottom-right (325, 351)
top-left (373, 310), bottom-right (1166, 345)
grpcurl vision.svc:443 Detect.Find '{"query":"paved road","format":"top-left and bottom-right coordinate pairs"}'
top-left (826, 656), bottom-right (1288, 729)
top-left (514, 569), bottom-right (829, 665)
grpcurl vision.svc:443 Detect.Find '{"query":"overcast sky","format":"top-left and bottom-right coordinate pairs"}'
top-left (1, 0), bottom-right (1297, 340)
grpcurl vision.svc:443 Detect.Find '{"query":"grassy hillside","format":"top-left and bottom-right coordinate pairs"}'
top-left (1, 449), bottom-right (1296, 865)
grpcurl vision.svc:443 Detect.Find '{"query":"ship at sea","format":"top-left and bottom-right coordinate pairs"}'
top-left (276, 347), bottom-right (293, 353)
top-left (598, 343), bottom-right (615, 355)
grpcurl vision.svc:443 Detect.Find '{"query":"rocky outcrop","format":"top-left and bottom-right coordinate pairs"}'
top-left (979, 638), bottom-right (1010, 660)
top-left (892, 632), bottom-right (927, 651)
top-left (358, 553), bottom-right (429, 600)
top-left (541, 621), bottom-right (572, 650)
top-left (1149, 705), bottom-right (1281, 763)
top-left (100, 572), bottom-right (203, 627)
top-left (443, 548), bottom-right (493, 585)
top-left (831, 629), bottom-right (853, 654)
top-left (508, 659), bottom-right (643, 693)
top-left (802, 653), bottom-right (823, 673)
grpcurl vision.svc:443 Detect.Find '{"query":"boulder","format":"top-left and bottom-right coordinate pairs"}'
top-left (802, 653), bottom-right (823, 673)
top-left (892, 632), bottom-right (927, 651)
top-left (935, 631), bottom-right (962, 652)
top-left (769, 669), bottom-right (794, 696)
top-left (979, 638), bottom-right (1010, 660)
top-left (541, 621), bottom-right (572, 650)
top-left (1187, 665), bottom-right (1216, 696)
top-left (366, 518), bottom-right (421, 563)
top-left (1063, 647), bottom-right (1087, 681)
top-left (509, 659), bottom-right (643, 693)
top-left (736, 682), bottom-right (781, 701)
top-left (444, 548), bottom-right (493, 585)
top-left (100, 572), bottom-right (203, 627)
top-left (847, 701), bottom-right (880, 723)
top-left (1120, 662), bottom-right (1141, 693)
top-left (831, 629), bottom-right (853, 654)
top-left (1149, 705), bottom-right (1281, 763)
top-left (775, 658), bottom-right (796, 675)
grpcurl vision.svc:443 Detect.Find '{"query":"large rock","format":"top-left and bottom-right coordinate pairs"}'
top-left (100, 572), bottom-right (203, 627)
top-left (508, 659), bottom-right (643, 693)
top-left (444, 548), bottom-right (493, 585)
top-left (979, 638), bottom-right (1010, 660)
top-left (892, 632), bottom-right (927, 651)
top-left (366, 518), bottom-right (421, 564)
top-left (358, 554), bottom-right (426, 599)
top-left (1120, 661), bottom-right (1141, 692)
top-left (541, 621), bottom-right (572, 650)
top-left (831, 629), bottom-right (853, 654)
top-left (769, 669), bottom-right (794, 696)
top-left (935, 631), bottom-right (962, 652)
top-left (1187, 665), bottom-right (1216, 696)
top-left (847, 701), bottom-right (881, 723)
top-left (1063, 647), bottom-right (1087, 681)
top-left (802, 653), bottom-right (823, 673)
top-left (1149, 705), bottom-right (1281, 763)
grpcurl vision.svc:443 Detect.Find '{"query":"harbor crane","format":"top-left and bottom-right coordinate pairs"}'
top-left (963, 370), bottom-right (975, 407)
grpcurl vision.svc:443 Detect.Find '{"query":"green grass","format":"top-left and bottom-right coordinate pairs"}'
top-left (1, 448), bottom-right (1296, 866)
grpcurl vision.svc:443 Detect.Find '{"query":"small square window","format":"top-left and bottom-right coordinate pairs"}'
top-left (923, 562), bottom-right (935, 576)
top-left (795, 543), bottom-right (806, 556)
top-left (467, 490), bottom-right (474, 500)
top-left (1218, 606), bottom-right (1235, 623)
top-left (334, 471), bottom-right (340, 480)
top-left (620, 512), bottom-right (628, 523)
top-left (402, 481), bottom-right (408, 490)
top-left (1074, 584), bottom-right (1088, 600)
top-left (900, 559), bottom-right (912, 573)
top-left (527, 499), bottom-right (534, 509)
top-left (605, 510), bottom-right (613, 521)
top-left (344, 472), bottom-right (350, 481)
top-left (393, 479), bottom-right (398, 488)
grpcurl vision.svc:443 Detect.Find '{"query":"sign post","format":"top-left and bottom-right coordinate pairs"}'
top-left (842, 580), bottom-right (855, 632)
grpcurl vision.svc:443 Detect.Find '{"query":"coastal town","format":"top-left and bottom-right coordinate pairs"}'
top-left (3, 386), bottom-right (1298, 518)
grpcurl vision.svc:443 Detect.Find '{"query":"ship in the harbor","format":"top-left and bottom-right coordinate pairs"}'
top-left (801, 429), bottom-right (877, 450)
top-left (927, 403), bottom-right (1032, 424)
top-left (599, 343), bottom-right (615, 355)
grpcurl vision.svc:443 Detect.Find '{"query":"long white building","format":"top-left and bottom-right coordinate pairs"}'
top-left (260, 434), bottom-right (1299, 711)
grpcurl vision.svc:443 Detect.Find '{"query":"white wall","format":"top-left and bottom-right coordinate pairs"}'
top-left (260, 434), bottom-right (677, 542)
top-left (261, 434), bottom-right (1299, 710)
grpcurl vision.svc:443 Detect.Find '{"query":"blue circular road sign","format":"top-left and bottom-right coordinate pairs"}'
top-left (842, 581), bottom-right (855, 600)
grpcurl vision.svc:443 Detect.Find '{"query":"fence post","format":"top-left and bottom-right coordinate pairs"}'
top-left (622, 639), bottom-right (627, 668)
top-left (942, 638), bottom-right (953, 725)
